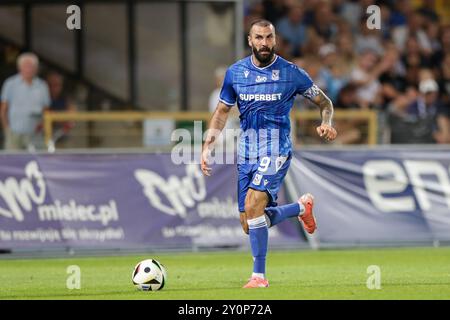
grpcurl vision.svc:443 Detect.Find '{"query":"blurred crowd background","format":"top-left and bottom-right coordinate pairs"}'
top-left (0, 0), bottom-right (449, 150)
top-left (244, 0), bottom-right (450, 144)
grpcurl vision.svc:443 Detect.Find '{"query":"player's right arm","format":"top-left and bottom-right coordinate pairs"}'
top-left (201, 67), bottom-right (236, 176)
top-left (309, 89), bottom-right (337, 141)
top-left (201, 102), bottom-right (232, 176)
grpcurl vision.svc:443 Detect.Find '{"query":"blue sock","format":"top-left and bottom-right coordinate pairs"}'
top-left (265, 202), bottom-right (303, 227)
top-left (247, 216), bottom-right (268, 276)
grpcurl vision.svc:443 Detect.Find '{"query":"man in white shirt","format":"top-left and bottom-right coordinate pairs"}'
top-left (1, 52), bottom-right (50, 150)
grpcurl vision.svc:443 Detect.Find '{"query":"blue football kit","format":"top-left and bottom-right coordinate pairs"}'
top-left (219, 54), bottom-right (320, 213)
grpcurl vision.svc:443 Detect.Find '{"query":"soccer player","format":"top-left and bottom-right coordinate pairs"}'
top-left (201, 19), bottom-right (337, 288)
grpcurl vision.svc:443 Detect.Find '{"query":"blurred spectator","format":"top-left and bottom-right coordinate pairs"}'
top-left (402, 36), bottom-right (431, 86)
top-left (47, 72), bottom-right (76, 113)
top-left (350, 49), bottom-right (388, 109)
top-left (45, 71), bottom-right (76, 144)
top-left (355, 17), bottom-right (384, 56)
top-left (334, 18), bottom-right (352, 37)
top-left (275, 35), bottom-right (294, 61)
top-left (338, 0), bottom-right (370, 32)
top-left (426, 21), bottom-right (442, 52)
top-left (317, 43), bottom-right (349, 102)
top-left (336, 32), bottom-right (356, 71)
top-left (417, 0), bottom-right (440, 23)
top-left (301, 29), bottom-right (326, 56)
top-left (438, 53), bottom-right (450, 105)
top-left (379, 44), bottom-right (408, 106)
top-left (208, 66), bottom-right (239, 146)
top-left (302, 0), bottom-right (321, 26)
top-left (0, 52), bottom-right (50, 151)
top-left (389, 0), bottom-right (412, 27)
top-left (339, 0), bottom-right (384, 31)
top-left (276, 3), bottom-right (308, 56)
top-left (392, 10), bottom-right (432, 56)
top-left (243, 0), bottom-right (450, 145)
top-left (262, 0), bottom-right (288, 26)
top-left (309, 1), bottom-right (338, 42)
top-left (209, 66), bottom-right (227, 113)
top-left (292, 56), bottom-right (321, 110)
top-left (243, 3), bottom-right (265, 48)
top-left (336, 83), bottom-right (360, 109)
top-left (333, 83), bottom-right (366, 144)
top-left (379, 4), bottom-right (393, 40)
top-left (388, 79), bottom-right (449, 143)
top-left (0, 44), bottom-right (19, 83)
top-left (432, 25), bottom-right (450, 67)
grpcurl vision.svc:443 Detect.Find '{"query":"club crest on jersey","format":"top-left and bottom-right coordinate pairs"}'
top-left (272, 70), bottom-right (280, 81)
top-left (253, 174), bottom-right (262, 186)
top-left (275, 156), bottom-right (288, 172)
top-left (255, 76), bottom-right (267, 83)
top-left (244, 70), bottom-right (249, 78)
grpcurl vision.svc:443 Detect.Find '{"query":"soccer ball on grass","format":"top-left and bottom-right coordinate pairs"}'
top-left (132, 259), bottom-right (167, 291)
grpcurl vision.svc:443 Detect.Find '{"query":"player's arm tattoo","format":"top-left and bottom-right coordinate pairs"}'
top-left (309, 87), bottom-right (334, 126)
top-left (211, 108), bottom-right (227, 128)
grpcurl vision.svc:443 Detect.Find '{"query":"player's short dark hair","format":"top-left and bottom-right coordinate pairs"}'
top-left (248, 19), bottom-right (275, 35)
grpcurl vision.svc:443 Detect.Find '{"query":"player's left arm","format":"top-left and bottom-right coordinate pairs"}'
top-left (309, 88), bottom-right (338, 141)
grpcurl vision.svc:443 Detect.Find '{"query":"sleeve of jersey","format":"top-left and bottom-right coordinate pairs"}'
top-left (219, 68), bottom-right (237, 107)
top-left (294, 66), bottom-right (320, 100)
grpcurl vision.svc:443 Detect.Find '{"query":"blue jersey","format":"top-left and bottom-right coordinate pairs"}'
top-left (219, 55), bottom-right (319, 163)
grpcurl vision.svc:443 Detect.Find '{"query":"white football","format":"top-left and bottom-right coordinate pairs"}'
top-left (132, 259), bottom-right (167, 291)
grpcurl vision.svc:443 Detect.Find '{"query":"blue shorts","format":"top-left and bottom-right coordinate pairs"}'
top-left (237, 154), bottom-right (292, 213)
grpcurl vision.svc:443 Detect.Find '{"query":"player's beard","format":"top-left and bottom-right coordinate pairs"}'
top-left (252, 45), bottom-right (275, 65)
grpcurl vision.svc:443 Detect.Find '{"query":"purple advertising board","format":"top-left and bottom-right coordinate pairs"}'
top-left (0, 153), bottom-right (303, 250)
top-left (290, 147), bottom-right (450, 245)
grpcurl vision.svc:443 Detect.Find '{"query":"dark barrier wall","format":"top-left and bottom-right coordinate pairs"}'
top-left (0, 153), bottom-right (302, 251)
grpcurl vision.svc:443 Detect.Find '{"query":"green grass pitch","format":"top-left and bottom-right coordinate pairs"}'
top-left (1, 247), bottom-right (449, 300)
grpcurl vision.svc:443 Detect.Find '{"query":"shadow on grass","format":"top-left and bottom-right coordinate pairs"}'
top-left (4, 281), bottom-right (449, 299)
top-left (0, 291), bottom-right (130, 300)
top-left (0, 286), bottom-right (243, 299)
top-left (277, 282), bottom-right (450, 289)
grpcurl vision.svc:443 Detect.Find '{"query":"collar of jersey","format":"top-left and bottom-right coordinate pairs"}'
top-left (250, 54), bottom-right (278, 70)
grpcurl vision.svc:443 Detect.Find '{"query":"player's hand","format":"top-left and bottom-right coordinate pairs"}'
top-left (201, 146), bottom-right (212, 176)
top-left (240, 212), bottom-right (249, 235)
top-left (316, 124), bottom-right (337, 142)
